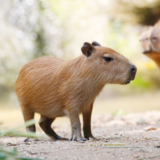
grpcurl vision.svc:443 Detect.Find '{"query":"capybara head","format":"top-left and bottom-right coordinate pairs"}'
top-left (139, 28), bottom-right (160, 64)
top-left (150, 20), bottom-right (160, 52)
top-left (81, 41), bottom-right (137, 85)
top-left (139, 27), bottom-right (153, 54)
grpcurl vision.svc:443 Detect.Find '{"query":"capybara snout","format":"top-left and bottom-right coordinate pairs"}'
top-left (125, 64), bottom-right (137, 84)
top-left (88, 42), bottom-right (136, 85)
top-left (15, 41), bottom-right (137, 141)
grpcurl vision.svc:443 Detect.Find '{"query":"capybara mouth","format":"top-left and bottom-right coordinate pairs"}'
top-left (130, 73), bottom-right (136, 81)
top-left (143, 51), bottom-right (152, 54)
top-left (125, 80), bottom-right (131, 84)
top-left (125, 74), bottom-right (136, 84)
top-left (124, 79), bottom-right (134, 84)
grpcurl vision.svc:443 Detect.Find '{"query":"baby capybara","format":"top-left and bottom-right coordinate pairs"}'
top-left (15, 41), bottom-right (137, 141)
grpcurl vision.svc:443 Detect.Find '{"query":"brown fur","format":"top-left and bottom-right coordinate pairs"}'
top-left (144, 51), bottom-right (160, 68)
top-left (15, 42), bottom-right (136, 141)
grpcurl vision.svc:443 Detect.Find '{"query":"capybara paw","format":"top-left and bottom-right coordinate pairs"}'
top-left (24, 138), bottom-right (30, 142)
top-left (24, 138), bottom-right (40, 142)
top-left (78, 137), bottom-right (88, 142)
top-left (56, 136), bottom-right (69, 141)
top-left (85, 136), bottom-right (99, 140)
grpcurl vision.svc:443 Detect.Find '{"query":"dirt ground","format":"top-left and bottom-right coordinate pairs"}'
top-left (1, 111), bottom-right (160, 160)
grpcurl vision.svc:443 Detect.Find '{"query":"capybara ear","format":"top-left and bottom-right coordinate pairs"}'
top-left (92, 41), bottom-right (101, 46)
top-left (81, 42), bottom-right (95, 57)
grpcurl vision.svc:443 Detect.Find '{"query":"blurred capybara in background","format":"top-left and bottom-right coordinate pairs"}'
top-left (139, 23), bottom-right (160, 68)
top-left (139, 27), bottom-right (153, 54)
top-left (150, 20), bottom-right (160, 53)
top-left (15, 41), bottom-right (137, 142)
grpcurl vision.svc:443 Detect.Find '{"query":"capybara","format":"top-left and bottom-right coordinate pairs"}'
top-left (150, 19), bottom-right (160, 52)
top-left (15, 41), bottom-right (137, 141)
top-left (139, 27), bottom-right (153, 54)
top-left (139, 28), bottom-right (160, 68)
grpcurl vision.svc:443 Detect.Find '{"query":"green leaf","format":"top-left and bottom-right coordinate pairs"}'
top-left (103, 143), bottom-right (125, 146)
top-left (112, 109), bottom-right (124, 116)
top-left (10, 148), bottom-right (17, 156)
top-left (0, 152), bottom-right (7, 160)
top-left (16, 157), bottom-right (47, 160)
top-left (5, 132), bottom-right (43, 138)
top-left (0, 119), bottom-right (36, 136)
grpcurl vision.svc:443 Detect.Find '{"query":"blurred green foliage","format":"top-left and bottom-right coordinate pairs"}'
top-left (0, 148), bottom-right (46, 160)
top-left (131, 76), bottom-right (151, 90)
top-left (112, 109), bottom-right (124, 117)
top-left (130, 63), bottom-right (160, 91)
top-left (0, 119), bottom-right (45, 160)
top-left (0, 119), bottom-right (43, 138)
top-left (0, 0), bottom-right (160, 104)
top-left (134, 0), bottom-right (160, 25)
top-left (109, 0), bottom-right (160, 25)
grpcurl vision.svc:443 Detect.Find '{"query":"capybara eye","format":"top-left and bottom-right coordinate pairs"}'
top-left (103, 57), bottom-right (113, 62)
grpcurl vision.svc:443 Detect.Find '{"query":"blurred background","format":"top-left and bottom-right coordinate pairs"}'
top-left (0, 0), bottom-right (160, 128)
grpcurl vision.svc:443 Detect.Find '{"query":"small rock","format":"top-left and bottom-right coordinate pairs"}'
top-left (136, 118), bottom-right (147, 125)
top-left (143, 126), bottom-right (157, 131)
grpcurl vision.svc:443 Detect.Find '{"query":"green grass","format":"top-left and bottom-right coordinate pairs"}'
top-left (0, 119), bottom-right (43, 138)
top-left (130, 76), bottom-right (151, 90)
top-left (0, 147), bottom-right (46, 160)
top-left (0, 119), bottom-right (46, 160)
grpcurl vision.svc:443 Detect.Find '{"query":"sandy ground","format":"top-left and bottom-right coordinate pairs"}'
top-left (1, 111), bottom-right (160, 160)
top-left (1, 92), bottom-right (160, 159)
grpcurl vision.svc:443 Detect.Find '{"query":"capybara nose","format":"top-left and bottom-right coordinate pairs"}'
top-left (130, 65), bottom-right (137, 73)
top-left (129, 64), bottom-right (137, 81)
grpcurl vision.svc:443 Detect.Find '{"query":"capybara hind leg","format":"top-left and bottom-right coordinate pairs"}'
top-left (21, 108), bottom-right (36, 142)
top-left (83, 103), bottom-right (97, 140)
top-left (39, 115), bottom-right (68, 140)
top-left (68, 110), bottom-right (87, 142)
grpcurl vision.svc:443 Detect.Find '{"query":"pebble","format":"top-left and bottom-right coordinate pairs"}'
top-left (143, 126), bottom-right (157, 131)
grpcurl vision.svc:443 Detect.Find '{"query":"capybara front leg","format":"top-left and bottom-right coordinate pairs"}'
top-left (39, 115), bottom-right (68, 140)
top-left (68, 111), bottom-right (87, 142)
top-left (83, 103), bottom-right (97, 140)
